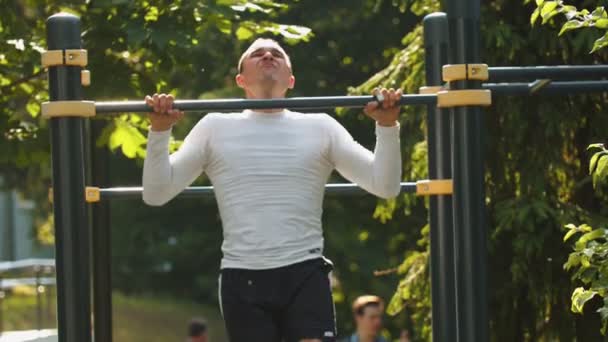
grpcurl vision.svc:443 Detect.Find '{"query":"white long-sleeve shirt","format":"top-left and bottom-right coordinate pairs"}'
top-left (143, 109), bottom-right (401, 269)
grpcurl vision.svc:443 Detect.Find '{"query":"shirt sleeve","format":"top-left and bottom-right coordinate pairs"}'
top-left (326, 115), bottom-right (402, 199)
top-left (142, 115), bottom-right (213, 205)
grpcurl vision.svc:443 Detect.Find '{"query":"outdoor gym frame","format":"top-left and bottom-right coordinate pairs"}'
top-left (41, 0), bottom-right (607, 341)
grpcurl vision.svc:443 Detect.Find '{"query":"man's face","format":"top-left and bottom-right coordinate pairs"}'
top-left (355, 305), bottom-right (383, 336)
top-left (236, 40), bottom-right (295, 93)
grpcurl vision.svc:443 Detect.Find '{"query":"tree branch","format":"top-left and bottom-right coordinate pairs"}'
top-left (0, 70), bottom-right (45, 92)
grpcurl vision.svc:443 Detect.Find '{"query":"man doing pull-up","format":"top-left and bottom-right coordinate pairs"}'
top-left (142, 38), bottom-right (403, 342)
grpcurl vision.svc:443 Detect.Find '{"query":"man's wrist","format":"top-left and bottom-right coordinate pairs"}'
top-left (376, 120), bottom-right (398, 127)
top-left (150, 124), bottom-right (172, 132)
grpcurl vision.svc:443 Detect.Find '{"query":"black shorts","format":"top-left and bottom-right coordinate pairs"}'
top-left (219, 257), bottom-right (336, 342)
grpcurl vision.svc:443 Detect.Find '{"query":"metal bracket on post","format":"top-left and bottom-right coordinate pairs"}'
top-left (41, 49), bottom-right (88, 68)
top-left (85, 187), bottom-right (100, 203)
top-left (443, 63), bottom-right (489, 82)
top-left (81, 70), bottom-right (91, 87)
top-left (416, 179), bottom-right (453, 196)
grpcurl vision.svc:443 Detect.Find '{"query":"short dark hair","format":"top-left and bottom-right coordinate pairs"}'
top-left (188, 318), bottom-right (207, 337)
top-left (352, 295), bottom-right (385, 316)
top-left (237, 38), bottom-right (292, 73)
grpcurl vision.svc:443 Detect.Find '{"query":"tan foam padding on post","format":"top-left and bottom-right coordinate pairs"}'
top-left (437, 90), bottom-right (492, 108)
top-left (41, 101), bottom-right (96, 118)
top-left (416, 179), bottom-right (453, 196)
top-left (419, 86), bottom-right (444, 94)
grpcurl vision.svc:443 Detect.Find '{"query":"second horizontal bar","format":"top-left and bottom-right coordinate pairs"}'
top-left (483, 80), bottom-right (608, 95)
top-left (98, 182), bottom-right (418, 200)
top-left (488, 65), bottom-right (608, 82)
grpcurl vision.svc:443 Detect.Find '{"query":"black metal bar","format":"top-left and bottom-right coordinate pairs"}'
top-left (444, 0), bottom-right (489, 341)
top-left (47, 12), bottom-right (92, 342)
top-left (423, 12), bottom-right (457, 342)
top-left (91, 120), bottom-right (113, 342)
top-left (488, 65), bottom-right (608, 82)
top-left (94, 95), bottom-right (437, 113)
top-left (97, 182), bottom-right (418, 200)
top-left (483, 80), bottom-right (608, 95)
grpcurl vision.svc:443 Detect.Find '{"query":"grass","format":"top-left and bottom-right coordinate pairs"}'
top-left (0, 287), bottom-right (227, 341)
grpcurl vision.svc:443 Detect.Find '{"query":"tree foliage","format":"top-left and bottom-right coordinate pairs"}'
top-left (531, 0), bottom-right (608, 52)
top-left (562, 144), bottom-right (608, 335)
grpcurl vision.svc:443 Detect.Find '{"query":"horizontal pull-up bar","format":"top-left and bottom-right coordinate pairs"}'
top-left (79, 180), bottom-right (453, 203)
top-left (488, 65), bottom-right (608, 82)
top-left (41, 95), bottom-right (439, 118)
top-left (94, 95), bottom-right (437, 114)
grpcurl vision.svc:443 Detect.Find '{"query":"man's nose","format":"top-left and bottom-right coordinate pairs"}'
top-left (262, 51), bottom-right (274, 60)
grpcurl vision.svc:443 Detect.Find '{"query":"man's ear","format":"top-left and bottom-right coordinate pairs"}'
top-left (288, 75), bottom-right (295, 89)
top-left (235, 74), bottom-right (245, 89)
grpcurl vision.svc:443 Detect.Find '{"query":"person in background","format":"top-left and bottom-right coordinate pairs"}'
top-left (399, 329), bottom-right (411, 342)
top-left (187, 317), bottom-right (208, 342)
top-left (343, 295), bottom-right (388, 342)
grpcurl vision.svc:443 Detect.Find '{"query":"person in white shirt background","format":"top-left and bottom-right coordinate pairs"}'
top-left (142, 38), bottom-right (403, 342)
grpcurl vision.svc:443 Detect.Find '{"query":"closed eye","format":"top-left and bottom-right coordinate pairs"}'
top-left (250, 48), bottom-right (284, 59)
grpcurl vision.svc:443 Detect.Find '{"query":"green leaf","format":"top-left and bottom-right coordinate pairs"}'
top-left (536, 0), bottom-right (545, 6)
top-left (231, 3), bottom-right (272, 13)
top-left (531, 8), bottom-right (541, 25)
top-left (594, 154), bottom-right (608, 187)
top-left (591, 7), bottom-right (607, 20)
top-left (575, 229), bottom-right (608, 251)
top-left (559, 20), bottom-right (584, 35)
top-left (216, 19), bottom-right (232, 35)
top-left (26, 101), bottom-right (40, 118)
top-left (236, 26), bottom-right (254, 40)
top-left (591, 32), bottom-right (608, 53)
top-left (109, 118), bottom-right (147, 159)
top-left (591, 153), bottom-right (601, 175)
top-left (596, 19), bottom-right (608, 29)
top-left (572, 287), bottom-right (598, 313)
top-left (541, 1), bottom-right (558, 17)
top-left (144, 6), bottom-right (160, 22)
top-left (565, 228), bottom-right (579, 242)
top-left (541, 1), bottom-right (562, 23)
top-left (564, 7), bottom-right (578, 20)
top-left (590, 151), bottom-right (608, 175)
top-left (564, 253), bottom-right (581, 269)
top-left (588, 143), bottom-right (606, 151)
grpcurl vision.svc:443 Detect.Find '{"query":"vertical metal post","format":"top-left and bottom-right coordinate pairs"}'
top-left (0, 278), bottom-right (4, 334)
top-left (36, 268), bottom-right (42, 330)
top-left (423, 12), bottom-right (457, 342)
top-left (46, 13), bottom-right (92, 342)
top-left (442, 1), bottom-right (489, 341)
top-left (91, 120), bottom-right (113, 342)
top-left (3, 191), bottom-right (16, 260)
